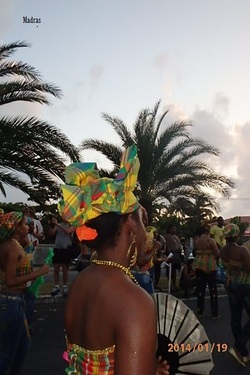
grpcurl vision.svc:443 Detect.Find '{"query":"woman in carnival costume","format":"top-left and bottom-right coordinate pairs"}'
top-left (221, 223), bottom-right (250, 367)
top-left (60, 145), bottom-right (169, 374)
top-left (0, 211), bottom-right (49, 375)
top-left (193, 225), bottom-right (220, 319)
top-left (130, 224), bottom-right (158, 295)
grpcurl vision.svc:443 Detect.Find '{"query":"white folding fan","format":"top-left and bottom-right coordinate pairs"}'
top-left (153, 292), bottom-right (214, 375)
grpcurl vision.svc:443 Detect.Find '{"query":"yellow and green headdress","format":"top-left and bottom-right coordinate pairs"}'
top-left (0, 211), bottom-right (23, 243)
top-left (59, 145), bottom-right (140, 239)
top-left (224, 223), bottom-right (240, 239)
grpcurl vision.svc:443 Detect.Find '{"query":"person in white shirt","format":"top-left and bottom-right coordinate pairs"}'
top-left (48, 216), bottom-right (75, 297)
top-left (22, 207), bottom-right (44, 248)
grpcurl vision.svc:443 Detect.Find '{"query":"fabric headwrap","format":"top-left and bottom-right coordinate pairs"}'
top-left (224, 223), bottom-right (240, 238)
top-left (0, 211), bottom-right (23, 243)
top-left (59, 145), bottom-right (140, 239)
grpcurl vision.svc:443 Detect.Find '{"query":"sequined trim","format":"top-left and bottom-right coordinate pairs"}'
top-left (227, 259), bottom-right (242, 267)
top-left (222, 259), bottom-right (250, 284)
top-left (196, 249), bottom-right (213, 255)
top-left (69, 343), bottom-right (115, 355)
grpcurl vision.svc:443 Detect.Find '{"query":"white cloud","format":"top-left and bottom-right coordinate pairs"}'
top-left (191, 107), bottom-right (235, 170)
top-left (190, 107), bottom-right (250, 218)
top-left (235, 121), bottom-right (250, 177)
top-left (160, 102), bottom-right (188, 128)
top-left (154, 53), bottom-right (169, 74)
top-left (212, 92), bottom-right (230, 120)
top-left (228, 121), bottom-right (250, 214)
top-left (156, 95), bottom-right (250, 219)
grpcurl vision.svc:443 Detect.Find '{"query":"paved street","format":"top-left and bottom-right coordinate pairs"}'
top-left (184, 295), bottom-right (249, 375)
top-left (22, 270), bottom-right (249, 374)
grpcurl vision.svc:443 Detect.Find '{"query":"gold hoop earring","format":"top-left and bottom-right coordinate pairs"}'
top-left (126, 236), bottom-right (135, 257)
top-left (127, 235), bottom-right (137, 268)
top-left (129, 246), bottom-right (137, 268)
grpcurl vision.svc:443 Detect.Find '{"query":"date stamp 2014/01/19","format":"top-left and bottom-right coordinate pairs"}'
top-left (168, 343), bottom-right (228, 353)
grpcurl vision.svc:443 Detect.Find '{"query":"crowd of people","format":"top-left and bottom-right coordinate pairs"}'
top-left (0, 210), bottom-right (49, 374)
top-left (0, 145), bottom-right (250, 373)
top-left (192, 217), bottom-right (250, 367)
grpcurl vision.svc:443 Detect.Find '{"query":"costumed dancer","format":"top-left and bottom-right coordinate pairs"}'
top-left (19, 217), bottom-right (36, 330)
top-left (130, 224), bottom-right (158, 294)
top-left (193, 226), bottom-right (220, 319)
top-left (0, 211), bottom-right (49, 375)
top-left (221, 224), bottom-right (250, 367)
top-left (165, 225), bottom-right (183, 291)
top-left (60, 145), bottom-right (169, 374)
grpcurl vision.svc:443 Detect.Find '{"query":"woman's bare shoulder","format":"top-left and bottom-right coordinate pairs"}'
top-left (113, 283), bottom-right (157, 344)
top-left (68, 267), bottom-right (155, 318)
top-left (209, 237), bottom-right (217, 246)
top-left (0, 240), bottom-right (20, 268)
top-left (0, 239), bottom-right (19, 254)
top-left (114, 281), bottom-right (156, 321)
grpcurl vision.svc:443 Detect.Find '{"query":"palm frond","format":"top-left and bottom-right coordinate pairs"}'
top-left (0, 181), bottom-right (6, 197)
top-left (0, 80), bottom-right (62, 106)
top-left (79, 101), bottom-right (234, 222)
top-left (0, 61), bottom-right (42, 80)
top-left (0, 41), bottom-right (30, 61)
top-left (0, 169), bottom-right (31, 194)
top-left (0, 116), bottom-right (80, 162)
top-left (0, 40), bottom-right (80, 202)
top-left (80, 139), bottom-right (122, 168)
top-left (102, 113), bottom-right (134, 146)
top-left (153, 103), bottom-right (169, 142)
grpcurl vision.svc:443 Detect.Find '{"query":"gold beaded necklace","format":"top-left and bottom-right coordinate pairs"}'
top-left (92, 259), bottom-right (139, 285)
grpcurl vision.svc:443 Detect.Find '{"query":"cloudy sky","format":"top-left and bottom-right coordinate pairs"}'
top-left (1, 0), bottom-right (250, 219)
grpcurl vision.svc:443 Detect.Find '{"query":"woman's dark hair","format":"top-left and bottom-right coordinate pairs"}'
top-left (166, 224), bottom-right (176, 234)
top-left (196, 225), bottom-right (210, 237)
top-left (226, 236), bottom-right (237, 243)
top-left (82, 210), bottom-right (140, 250)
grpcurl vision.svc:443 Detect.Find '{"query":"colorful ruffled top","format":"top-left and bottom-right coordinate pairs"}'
top-left (193, 249), bottom-right (217, 273)
top-left (66, 343), bottom-right (115, 375)
top-left (222, 259), bottom-right (250, 285)
top-left (0, 247), bottom-right (32, 291)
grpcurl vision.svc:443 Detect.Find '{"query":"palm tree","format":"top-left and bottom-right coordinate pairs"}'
top-left (168, 193), bottom-right (220, 237)
top-left (169, 193), bottom-right (219, 223)
top-left (0, 41), bottom-right (80, 201)
top-left (80, 101), bottom-right (234, 222)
